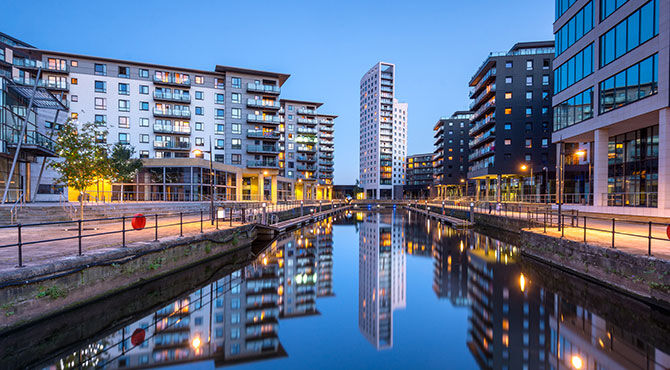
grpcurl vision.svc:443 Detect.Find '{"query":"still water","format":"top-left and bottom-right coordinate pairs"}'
top-left (32, 210), bottom-right (670, 369)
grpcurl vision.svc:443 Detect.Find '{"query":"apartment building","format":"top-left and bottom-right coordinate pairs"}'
top-left (403, 153), bottom-right (434, 198)
top-left (468, 42), bottom-right (556, 203)
top-left (433, 111), bottom-right (473, 198)
top-left (0, 31), bottom-right (335, 204)
top-left (279, 99), bottom-right (336, 200)
top-left (552, 0), bottom-right (668, 217)
top-left (360, 62), bottom-right (408, 200)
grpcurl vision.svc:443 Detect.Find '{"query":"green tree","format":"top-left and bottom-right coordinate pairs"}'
top-left (51, 120), bottom-right (109, 220)
top-left (108, 143), bottom-right (143, 201)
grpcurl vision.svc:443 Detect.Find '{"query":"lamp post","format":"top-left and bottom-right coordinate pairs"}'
top-left (193, 137), bottom-right (214, 225)
top-left (543, 166), bottom-right (548, 207)
top-left (520, 164), bottom-right (532, 203)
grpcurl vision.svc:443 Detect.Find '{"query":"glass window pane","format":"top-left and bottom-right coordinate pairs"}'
top-left (584, 45), bottom-right (592, 75)
top-left (640, 2), bottom-right (654, 43)
top-left (639, 56), bottom-right (653, 84)
top-left (584, 2), bottom-right (593, 31)
top-left (615, 22), bottom-right (627, 59)
top-left (627, 11), bottom-right (640, 49)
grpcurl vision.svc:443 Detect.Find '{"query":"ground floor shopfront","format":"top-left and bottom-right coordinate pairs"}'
top-left (66, 158), bottom-right (332, 204)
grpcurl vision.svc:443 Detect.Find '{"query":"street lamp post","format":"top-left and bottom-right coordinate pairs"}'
top-left (193, 137), bottom-right (215, 225)
top-left (520, 164), bottom-right (533, 203)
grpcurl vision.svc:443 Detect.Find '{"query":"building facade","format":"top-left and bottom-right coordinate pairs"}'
top-left (468, 41), bottom-right (556, 203)
top-left (552, 0), bottom-right (668, 216)
top-left (0, 32), bottom-right (335, 204)
top-left (433, 111), bottom-right (473, 198)
top-left (360, 62), bottom-right (408, 199)
top-left (403, 153), bottom-right (434, 198)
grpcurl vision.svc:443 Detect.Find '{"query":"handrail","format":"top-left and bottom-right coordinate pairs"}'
top-left (9, 193), bottom-right (25, 224)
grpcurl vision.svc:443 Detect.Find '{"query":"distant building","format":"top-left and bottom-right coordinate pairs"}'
top-left (433, 111), bottom-right (473, 198)
top-left (468, 41), bottom-right (556, 203)
top-left (403, 153), bottom-right (434, 199)
top-left (359, 62), bottom-right (408, 199)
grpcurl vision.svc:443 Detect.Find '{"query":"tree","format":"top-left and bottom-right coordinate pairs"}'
top-left (108, 143), bottom-right (143, 202)
top-left (51, 120), bottom-right (109, 220)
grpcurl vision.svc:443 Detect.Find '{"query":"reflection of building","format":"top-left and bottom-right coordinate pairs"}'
top-left (466, 233), bottom-right (552, 370)
top-left (358, 211), bottom-right (406, 350)
top-left (432, 227), bottom-right (469, 307)
top-left (404, 210), bottom-right (434, 258)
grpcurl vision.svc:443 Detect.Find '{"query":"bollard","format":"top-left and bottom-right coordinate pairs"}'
top-left (583, 216), bottom-right (587, 243)
top-left (200, 209), bottom-right (204, 233)
top-left (155, 214), bottom-right (159, 241)
top-left (180, 212), bottom-right (183, 236)
top-left (561, 215), bottom-right (565, 238)
top-left (122, 216), bottom-right (126, 247)
top-left (611, 218), bottom-right (615, 248)
top-left (78, 219), bottom-right (83, 255)
top-left (648, 221), bottom-right (652, 256)
top-left (230, 207), bottom-right (233, 227)
top-left (17, 224), bottom-right (23, 268)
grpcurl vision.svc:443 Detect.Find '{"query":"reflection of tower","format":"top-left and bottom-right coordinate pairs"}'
top-left (280, 226), bottom-right (319, 318)
top-left (359, 211), bottom-right (406, 350)
top-left (432, 224), bottom-right (469, 307)
top-left (316, 220), bottom-right (334, 297)
top-left (466, 233), bottom-right (552, 370)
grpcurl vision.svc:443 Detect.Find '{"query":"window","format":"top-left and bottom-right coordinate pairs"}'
top-left (504, 139), bottom-right (512, 145)
top-left (231, 123), bottom-right (241, 134)
top-left (526, 60), bottom-right (533, 70)
top-left (288, 105), bottom-right (294, 111)
top-left (526, 92), bottom-right (533, 100)
top-left (195, 137), bottom-right (204, 146)
top-left (505, 77), bottom-right (512, 84)
top-left (554, 43), bottom-right (593, 93)
top-left (505, 61), bottom-right (513, 68)
top-left (139, 150), bottom-right (149, 158)
top-left (526, 76), bottom-right (533, 86)
top-left (505, 108), bottom-right (512, 115)
top-left (94, 114), bottom-right (106, 126)
top-left (599, 0), bottom-right (658, 67)
top-left (118, 99), bottom-right (130, 112)
top-left (195, 91), bottom-right (203, 100)
top-left (95, 97), bottom-right (106, 110)
top-left (215, 139), bottom-right (224, 149)
top-left (140, 134), bottom-right (149, 143)
top-left (140, 102), bottom-right (149, 111)
top-left (542, 75), bottom-right (549, 85)
top-left (71, 60), bottom-right (78, 67)
top-left (195, 75), bottom-right (204, 84)
top-left (556, 0), bottom-right (578, 19)
top-left (231, 77), bottom-right (241, 88)
top-left (542, 138), bottom-right (549, 148)
top-left (555, 1), bottom-right (594, 56)
top-left (504, 123), bottom-right (512, 130)
top-left (231, 93), bottom-right (240, 103)
top-left (118, 66), bottom-right (130, 78)
top-left (231, 138), bottom-right (241, 149)
top-left (195, 122), bottom-right (203, 131)
top-left (525, 123), bottom-right (532, 131)
top-left (118, 83), bottom-right (129, 95)
top-left (139, 118), bottom-right (149, 127)
top-left (505, 92), bottom-right (512, 100)
top-left (118, 133), bottom-right (129, 144)
top-left (525, 139), bottom-right (532, 148)
top-left (139, 85), bottom-right (149, 94)
top-left (216, 94), bottom-right (225, 104)
top-left (94, 81), bottom-right (106, 93)
top-left (542, 107), bottom-right (549, 115)
top-left (215, 78), bottom-right (224, 89)
top-left (599, 53), bottom-right (658, 114)
top-left (526, 108), bottom-right (532, 116)
top-left (231, 108), bottom-right (241, 119)
top-left (71, 78), bottom-right (78, 85)
top-left (601, 0), bottom-right (629, 20)
top-left (139, 68), bottom-right (149, 78)
top-left (216, 109), bottom-right (225, 119)
top-left (214, 154), bottom-right (225, 163)
top-left (118, 116), bottom-right (130, 128)
top-left (195, 107), bottom-right (203, 115)
top-left (216, 124), bottom-right (225, 134)
top-left (231, 154), bottom-right (241, 164)
top-left (94, 63), bottom-right (106, 76)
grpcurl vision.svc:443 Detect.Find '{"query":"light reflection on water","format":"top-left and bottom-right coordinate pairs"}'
top-left (37, 210), bottom-right (670, 370)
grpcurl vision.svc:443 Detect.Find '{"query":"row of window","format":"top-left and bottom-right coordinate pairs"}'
top-left (555, 0), bottom-right (578, 20)
top-left (599, 53), bottom-right (658, 113)
top-left (601, 0), bottom-right (629, 20)
top-left (553, 88), bottom-right (594, 131)
top-left (555, 1), bottom-right (593, 56)
top-left (554, 44), bottom-right (594, 94)
top-left (93, 80), bottom-right (228, 102)
top-left (599, 0), bottom-right (658, 67)
top-left (92, 63), bottom-right (224, 87)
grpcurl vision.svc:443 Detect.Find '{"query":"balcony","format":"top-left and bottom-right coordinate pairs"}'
top-left (154, 91), bottom-right (191, 103)
top-left (153, 108), bottom-right (191, 119)
top-left (469, 114), bottom-right (496, 136)
top-left (247, 99), bottom-right (281, 110)
top-left (153, 141), bottom-right (191, 150)
top-left (320, 125), bottom-right (334, 132)
top-left (320, 152), bottom-right (334, 159)
top-left (469, 84), bottom-right (496, 111)
top-left (153, 123), bottom-right (191, 135)
top-left (297, 155), bottom-right (316, 162)
top-left (319, 146), bottom-right (334, 152)
top-left (297, 164), bottom-right (317, 171)
top-left (469, 67), bottom-right (496, 98)
top-left (469, 129), bottom-right (495, 149)
top-left (297, 108), bottom-right (317, 115)
top-left (247, 129), bottom-right (280, 140)
top-left (320, 167), bottom-right (334, 173)
top-left (318, 118), bottom-right (334, 125)
top-left (3, 125), bottom-right (57, 157)
top-left (247, 160), bottom-right (279, 169)
top-left (471, 98), bottom-right (495, 121)
top-left (297, 173), bottom-right (317, 181)
top-left (247, 144), bottom-right (279, 154)
top-left (319, 132), bottom-right (333, 139)
top-left (297, 145), bottom-right (316, 153)
top-left (247, 114), bottom-right (280, 124)
top-left (297, 127), bottom-right (318, 135)
top-left (44, 63), bottom-right (70, 74)
top-left (297, 118), bottom-right (318, 125)
top-left (247, 83), bottom-right (280, 95)
top-left (153, 76), bottom-right (191, 87)
top-left (13, 77), bottom-right (69, 91)
top-left (319, 160), bottom-right (334, 166)
top-left (468, 145), bottom-right (495, 161)
top-left (318, 174), bottom-right (334, 179)
top-left (319, 139), bottom-right (333, 146)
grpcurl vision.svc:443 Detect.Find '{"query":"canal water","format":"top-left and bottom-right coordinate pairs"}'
top-left (23, 210), bottom-right (670, 369)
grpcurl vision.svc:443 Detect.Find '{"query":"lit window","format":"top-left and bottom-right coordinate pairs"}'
top-left (505, 108), bottom-right (512, 115)
top-left (505, 93), bottom-right (512, 99)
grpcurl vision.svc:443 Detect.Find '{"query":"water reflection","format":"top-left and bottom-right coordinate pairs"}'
top-left (35, 210), bottom-right (670, 369)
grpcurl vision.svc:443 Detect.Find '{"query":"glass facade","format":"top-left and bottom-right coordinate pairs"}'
top-left (555, 1), bottom-right (593, 56)
top-left (556, 0), bottom-right (578, 20)
top-left (599, 54), bottom-right (658, 114)
top-left (607, 125), bottom-right (658, 207)
top-left (599, 0), bottom-right (659, 67)
top-left (601, 0), bottom-right (629, 20)
top-left (553, 88), bottom-right (593, 131)
top-left (554, 44), bottom-right (593, 94)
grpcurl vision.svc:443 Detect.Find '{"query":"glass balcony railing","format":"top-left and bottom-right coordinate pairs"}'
top-left (297, 164), bottom-right (317, 171)
top-left (246, 129), bottom-right (280, 139)
top-left (154, 91), bottom-right (191, 103)
top-left (247, 83), bottom-right (280, 94)
top-left (469, 129), bottom-right (495, 148)
top-left (247, 114), bottom-right (280, 124)
top-left (153, 108), bottom-right (191, 118)
top-left (13, 78), bottom-right (69, 90)
top-left (153, 76), bottom-right (191, 86)
top-left (297, 155), bottom-right (316, 162)
top-left (247, 160), bottom-right (279, 168)
top-left (297, 127), bottom-right (318, 135)
top-left (319, 146), bottom-right (334, 152)
top-left (153, 123), bottom-right (191, 135)
top-left (469, 114), bottom-right (496, 136)
top-left (297, 118), bottom-right (318, 125)
top-left (13, 58), bottom-right (42, 69)
top-left (247, 144), bottom-right (279, 153)
top-left (469, 68), bottom-right (496, 97)
top-left (297, 145), bottom-right (316, 152)
top-left (153, 141), bottom-right (191, 150)
top-left (247, 99), bottom-right (280, 109)
top-left (297, 108), bottom-right (316, 115)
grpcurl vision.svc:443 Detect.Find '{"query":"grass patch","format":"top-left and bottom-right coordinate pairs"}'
top-left (36, 285), bottom-right (67, 300)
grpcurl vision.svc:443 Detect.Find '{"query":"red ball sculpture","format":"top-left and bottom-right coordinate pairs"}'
top-left (132, 213), bottom-right (146, 230)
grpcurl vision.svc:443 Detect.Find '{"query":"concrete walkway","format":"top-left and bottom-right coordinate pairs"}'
top-left (425, 202), bottom-right (670, 260)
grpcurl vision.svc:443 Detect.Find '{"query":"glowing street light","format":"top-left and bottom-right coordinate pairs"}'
top-left (571, 355), bottom-right (583, 369)
top-left (191, 337), bottom-right (201, 350)
top-left (519, 273), bottom-right (526, 292)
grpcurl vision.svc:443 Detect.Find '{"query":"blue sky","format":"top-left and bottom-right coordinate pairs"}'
top-left (4, 0), bottom-right (553, 185)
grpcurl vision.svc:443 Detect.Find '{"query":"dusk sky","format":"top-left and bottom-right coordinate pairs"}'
top-left (4, 0), bottom-right (554, 185)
